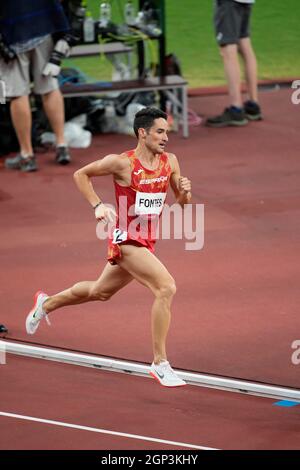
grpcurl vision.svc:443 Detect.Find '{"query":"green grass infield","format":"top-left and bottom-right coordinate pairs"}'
top-left (64, 0), bottom-right (300, 88)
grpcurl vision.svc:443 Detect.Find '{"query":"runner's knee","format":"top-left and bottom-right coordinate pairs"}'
top-left (155, 279), bottom-right (176, 299)
top-left (89, 287), bottom-right (111, 302)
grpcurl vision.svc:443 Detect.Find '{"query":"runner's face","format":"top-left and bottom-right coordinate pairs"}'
top-left (144, 118), bottom-right (169, 154)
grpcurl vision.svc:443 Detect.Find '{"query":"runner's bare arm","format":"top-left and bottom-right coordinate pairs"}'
top-left (73, 154), bottom-right (125, 208)
top-left (168, 153), bottom-right (192, 207)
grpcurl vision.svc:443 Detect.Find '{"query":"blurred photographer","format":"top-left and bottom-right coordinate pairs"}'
top-left (0, 0), bottom-right (74, 171)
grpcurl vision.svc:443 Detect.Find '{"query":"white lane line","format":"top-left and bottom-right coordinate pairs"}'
top-left (0, 411), bottom-right (219, 450)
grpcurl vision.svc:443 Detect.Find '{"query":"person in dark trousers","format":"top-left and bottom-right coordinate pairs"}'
top-left (0, 0), bottom-right (73, 171)
top-left (206, 0), bottom-right (262, 127)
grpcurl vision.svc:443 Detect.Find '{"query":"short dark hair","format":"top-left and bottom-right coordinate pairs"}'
top-left (133, 107), bottom-right (167, 138)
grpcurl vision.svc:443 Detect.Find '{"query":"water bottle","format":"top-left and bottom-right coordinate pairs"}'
top-left (99, 2), bottom-right (111, 28)
top-left (124, 1), bottom-right (135, 26)
top-left (83, 12), bottom-right (95, 43)
top-left (135, 11), bottom-right (146, 27)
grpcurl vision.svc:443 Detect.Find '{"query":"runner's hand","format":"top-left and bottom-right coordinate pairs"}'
top-left (95, 204), bottom-right (116, 224)
top-left (178, 176), bottom-right (192, 194)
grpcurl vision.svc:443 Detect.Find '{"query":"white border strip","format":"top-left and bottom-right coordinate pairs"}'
top-left (2, 340), bottom-right (300, 401)
top-left (0, 411), bottom-right (216, 450)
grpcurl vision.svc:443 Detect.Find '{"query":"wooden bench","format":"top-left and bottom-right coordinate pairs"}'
top-left (60, 75), bottom-right (189, 138)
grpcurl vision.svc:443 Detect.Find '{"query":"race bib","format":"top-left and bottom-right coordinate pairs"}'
top-left (135, 192), bottom-right (166, 216)
top-left (112, 228), bottom-right (128, 244)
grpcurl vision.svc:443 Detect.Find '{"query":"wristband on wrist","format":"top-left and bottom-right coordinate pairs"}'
top-left (93, 201), bottom-right (102, 210)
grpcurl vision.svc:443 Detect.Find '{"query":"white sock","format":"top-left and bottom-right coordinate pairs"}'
top-left (20, 153), bottom-right (33, 159)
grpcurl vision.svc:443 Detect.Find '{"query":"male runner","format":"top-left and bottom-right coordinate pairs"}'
top-left (25, 107), bottom-right (192, 387)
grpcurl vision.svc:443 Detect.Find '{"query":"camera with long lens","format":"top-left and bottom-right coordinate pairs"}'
top-left (135, 1), bottom-right (162, 37)
top-left (61, 0), bottom-right (86, 42)
top-left (0, 32), bottom-right (16, 62)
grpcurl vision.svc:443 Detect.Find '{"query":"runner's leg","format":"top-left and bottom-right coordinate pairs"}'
top-left (43, 262), bottom-right (133, 313)
top-left (117, 244), bottom-right (176, 364)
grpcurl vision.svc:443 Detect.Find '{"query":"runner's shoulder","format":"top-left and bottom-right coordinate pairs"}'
top-left (165, 152), bottom-right (178, 170)
top-left (103, 153), bottom-right (131, 171)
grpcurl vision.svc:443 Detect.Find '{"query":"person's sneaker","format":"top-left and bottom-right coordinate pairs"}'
top-left (5, 154), bottom-right (37, 172)
top-left (244, 100), bottom-right (263, 121)
top-left (150, 360), bottom-right (186, 387)
top-left (25, 291), bottom-right (50, 335)
top-left (206, 107), bottom-right (248, 127)
top-left (0, 324), bottom-right (8, 334)
top-left (56, 145), bottom-right (71, 165)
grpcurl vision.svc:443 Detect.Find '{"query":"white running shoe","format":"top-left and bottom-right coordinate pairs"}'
top-left (150, 360), bottom-right (186, 387)
top-left (26, 291), bottom-right (50, 335)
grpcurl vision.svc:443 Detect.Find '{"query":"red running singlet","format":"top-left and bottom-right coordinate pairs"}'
top-left (107, 150), bottom-right (172, 264)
